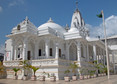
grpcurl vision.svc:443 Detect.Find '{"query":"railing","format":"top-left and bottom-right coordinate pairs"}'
top-left (58, 59), bottom-right (73, 66)
top-left (37, 56), bottom-right (55, 59)
top-left (3, 60), bottom-right (21, 67)
top-left (3, 58), bottom-right (74, 68)
top-left (31, 59), bottom-right (58, 67)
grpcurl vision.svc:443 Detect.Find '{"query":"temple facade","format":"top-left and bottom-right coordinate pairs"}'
top-left (4, 7), bottom-right (112, 80)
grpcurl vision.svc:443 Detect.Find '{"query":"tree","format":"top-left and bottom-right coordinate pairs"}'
top-left (64, 69), bottom-right (70, 76)
top-left (69, 62), bottom-right (79, 76)
top-left (19, 60), bottom-right (31, 76)
top-left (12, 68), bottom-right (20, 76)
top-left (30, 66), bottom-right (39, 77)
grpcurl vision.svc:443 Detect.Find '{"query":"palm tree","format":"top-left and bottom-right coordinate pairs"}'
top-left (12, 68), bottom-right (20, 76)
top-left (19, 60), bottom-right (31, 80)
top-left (30, 66), bottom-right (39, 77)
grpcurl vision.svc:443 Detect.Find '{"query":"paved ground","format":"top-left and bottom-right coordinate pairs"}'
top-left (0, 75), bottom-right (117, 84)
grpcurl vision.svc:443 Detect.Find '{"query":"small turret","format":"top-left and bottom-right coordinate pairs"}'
top-left (65, 24), bottom-right (69, 32)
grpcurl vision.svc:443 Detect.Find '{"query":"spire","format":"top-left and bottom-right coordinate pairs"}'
top-left (47, 17), bottom-right (54, 23)
top-left (75, 0), bottom-right (79, 12)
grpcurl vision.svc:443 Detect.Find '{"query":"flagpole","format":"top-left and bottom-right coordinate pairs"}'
top-left (102, 10), bottom-right (110, 79)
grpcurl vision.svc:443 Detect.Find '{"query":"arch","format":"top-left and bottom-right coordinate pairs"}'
top-left (69, 43), bottom-right (77, 61)
top-left (39, 40), bottom-right (45, 56)
top-left (15, 39), bottom-right (23, 60)
top-left (27, 39), bottom-right (35, 60)
top-left (49, 40), bottom-right (54, 56)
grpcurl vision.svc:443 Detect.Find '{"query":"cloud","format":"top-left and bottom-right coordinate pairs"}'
top-left (86, 15), bottom-right (117, 38)
top-left (0, 6), bottom-right (3, 12)
top-left (9, 0), bottom-right (25, 7)
top-left (0, 44), bottom-right (5, 54)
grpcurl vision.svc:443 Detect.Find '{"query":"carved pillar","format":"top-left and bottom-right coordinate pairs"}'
top-left (11, 40), bottom-right (15, 61)
top-left (66, 42), bottom-right (69, 60)
top-left (23, 38), bottom-right (28, 60)
top-left (14, 46), bottom-right (17, 60)
top-left (93, 44), bottom-right (97, 61)
top-left (87, 44), bottom-right (89, 62)
top-left (45, 40), bottom-right (49, 59)
top-left (34, 41), bottom-right (38, 59)
top-left (55, 43), bottom-right (59, 59)
top-left (112, 52), bottom-right (116, 74)
top-left (77, 41), bottom-right (81, 66)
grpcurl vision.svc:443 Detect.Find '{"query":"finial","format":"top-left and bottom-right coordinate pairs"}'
top-left (65, 24), bottom-right (69, 32)
top-left (76, 0), bottom-right (78, 9)
top-left (25, 16), bottom-right (28, 21)
top-left (47, 17), bottom-right (54, 23)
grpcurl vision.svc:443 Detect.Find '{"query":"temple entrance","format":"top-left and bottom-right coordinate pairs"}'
top-left (27, 51), bottom-right (31, 60)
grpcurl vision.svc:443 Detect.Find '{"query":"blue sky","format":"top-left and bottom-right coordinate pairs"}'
top-left (0, 0), bottom-right (117, 46)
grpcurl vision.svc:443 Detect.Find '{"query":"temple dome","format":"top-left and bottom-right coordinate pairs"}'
top-left (38, 18), bottom-right (66, 33)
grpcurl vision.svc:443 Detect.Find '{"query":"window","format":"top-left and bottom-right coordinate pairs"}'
top-left (50, 48), bottom-right (52, 56)
top-left (39, 49), bottom-right (41, 56)
top-left (18, 48), bottom-right (20, 58)
top-left (59, 49), bottom-right (61, 57)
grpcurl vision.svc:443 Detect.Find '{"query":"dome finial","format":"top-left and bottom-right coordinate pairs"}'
top-left (47, 17), bottom-right (54, 23)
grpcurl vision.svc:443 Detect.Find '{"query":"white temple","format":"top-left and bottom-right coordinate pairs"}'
top-left (4, 6), bottom-right (113, 80)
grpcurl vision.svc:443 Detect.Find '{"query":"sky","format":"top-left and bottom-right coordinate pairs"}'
top-left (0, 0), bottom-right (117, 53)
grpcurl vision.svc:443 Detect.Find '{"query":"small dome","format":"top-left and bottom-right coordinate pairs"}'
top-left (38, 18), bottom-right (66, 33)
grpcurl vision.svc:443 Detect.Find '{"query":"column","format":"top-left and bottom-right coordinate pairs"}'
top-left (87, 44), bottom-right (89, 62)
top-left (97, 48), bottom-right (99, 64)
top-left (14, 46), bottom-right (17, 60)
top-left (77, 42), bottom-right (81, 63)
top-left (101, 49), bottom-right (103, 64)
top-left (55, 43), bottom-right (59, 59)
top-left (34, 41), bottom-right (38, 59)
top-left (45, 40), bottom-right (49, 59)
top-left (11, 40), bottom-right (14, 61)
top-left (23, 38), bottom-right (28, 60)
top-left (103, 49), bottom-right (105, 65)
top-left (66, 42), bottom-right (69, 60)
top-left (112, 52), bottom-right (116, 74)
top-left (93, 44), bottom-right (97, 61)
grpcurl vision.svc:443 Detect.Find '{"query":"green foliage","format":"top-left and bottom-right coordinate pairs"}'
top-left (19, 60), bottom-right (31, 69)
top-left (102, 65), bottom-right (107, 74)
top-left (30, 65), bottom-right (39, 76)
top-left (88, 70), bottom-right (95, 76)
top-left (12, 68), bottom-right (20, 76)
top-left (79, 68), bottom-right (84, 75)
top-left (64, 69), bottom-right (70, 76)
top-left (69, 62), bottom-right (79, 76)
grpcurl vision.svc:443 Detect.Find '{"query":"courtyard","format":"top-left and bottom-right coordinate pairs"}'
top-left (0, 75), bottom-right (117, 84)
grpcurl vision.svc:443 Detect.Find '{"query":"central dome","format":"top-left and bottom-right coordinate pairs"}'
top-left (38, 18), bottom-right (66, 33)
